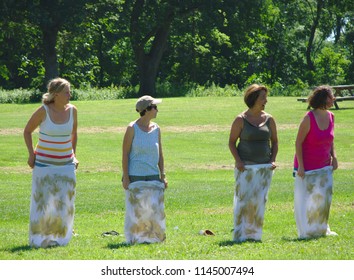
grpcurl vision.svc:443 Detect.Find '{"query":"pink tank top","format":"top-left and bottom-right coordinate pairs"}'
top-left (294, 111), bottom-right (334, 171)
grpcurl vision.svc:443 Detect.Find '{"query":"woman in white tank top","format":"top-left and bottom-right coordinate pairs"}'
top-left (122, 95), bottom-right (167, 189)
top-left (122, 95), bottom-right (167, 244)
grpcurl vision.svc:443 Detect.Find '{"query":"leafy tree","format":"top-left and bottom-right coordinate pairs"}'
top-left (23, 0), bottom-right (92, 89)
top-left (123, 0), bottom-right (207, 95)
top-left (1, 0), bottom-right (353, 93)
top-left (0, 1), bottom-right (42, 88)
top-left (57, 0), bottom-right (132, 88)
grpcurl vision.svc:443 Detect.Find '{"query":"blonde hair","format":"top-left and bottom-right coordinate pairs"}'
top-left (42, 78), bottom-right (70, 104)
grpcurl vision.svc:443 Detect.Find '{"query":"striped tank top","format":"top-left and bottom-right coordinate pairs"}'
top-left (34, 105), bottom-right (75, 167)
top-left (128, 122), bottom-right (160, 177)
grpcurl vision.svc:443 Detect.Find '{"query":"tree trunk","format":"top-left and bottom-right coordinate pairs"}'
top-left (136, 25), bottom-right (170, 96)
top-left (306, 0), bottom-right (325, 74)
top-left (42, 27), bottom-right (59, 89)
top-left (98, 30), bottom-right (104, 88)
top-left (130, 0), bottom-right (174, 96)
top-left (334, 15), bottom-right (343, 44)
top-left (138, 55), bottom-right (158, 95)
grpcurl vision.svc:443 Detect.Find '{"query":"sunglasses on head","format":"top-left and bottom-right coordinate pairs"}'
top-left (146, 105), bottom-right (157, 111)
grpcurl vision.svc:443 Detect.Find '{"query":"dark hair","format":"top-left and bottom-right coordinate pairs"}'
top-left (136, 104), bottom-right (156, 116)
top-left (244, 84), bottom-right (268, 108)
top-left (137, 109), bottom-right (146, 117)
top-left (308, 86), bottom-right (334, 109)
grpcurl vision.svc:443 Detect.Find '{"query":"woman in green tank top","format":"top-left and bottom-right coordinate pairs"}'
top-left (228, 84), bottom-right (278, 242)
top-left (229, 84), bottom-right (278, 170)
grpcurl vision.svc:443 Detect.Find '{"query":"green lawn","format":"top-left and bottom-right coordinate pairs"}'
top-left (0, 97), bottom-right (353, 260)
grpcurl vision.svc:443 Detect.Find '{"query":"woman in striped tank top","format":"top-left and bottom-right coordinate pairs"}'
top-left (24, 78), bottom-right (78, 248)
top-left (122, 95), bottom-right (167, 244)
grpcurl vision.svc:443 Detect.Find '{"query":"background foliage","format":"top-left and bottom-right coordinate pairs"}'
top-left (0, 0), bottom-right (353, 98)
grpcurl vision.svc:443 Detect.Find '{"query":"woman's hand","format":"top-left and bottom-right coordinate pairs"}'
top-left (332, 157), bottom-right (338, 170)
top-left (73, 156), bottom-right (79, 169)
top-left (161, 174), bottom-right (168, 189)
top-left (236, 161), bottom-right (245, 172)
top-left (270, 161), bottom-right (277, 170)
top-left (297, 166), bottom-right (305, 178)
top-left (27, 153), bottom-right (35, 169)
top-left (122, 177), bottom-right (130, 190)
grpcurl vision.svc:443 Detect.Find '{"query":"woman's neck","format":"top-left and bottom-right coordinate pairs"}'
top-left (246, 107), bottom-right (263, 117)
top-left (51, 102), bottom-right (68, 112)
top-left (137, 117), bottom-right (152, 129)
top-left (313, 108), bottom-right (328, 116)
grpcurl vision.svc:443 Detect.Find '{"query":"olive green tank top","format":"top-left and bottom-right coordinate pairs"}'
top-left (236, 115), bottom-right (272, 164)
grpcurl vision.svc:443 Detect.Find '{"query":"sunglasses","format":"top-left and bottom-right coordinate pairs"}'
top-left (146, 105), bottom-right (157, 111)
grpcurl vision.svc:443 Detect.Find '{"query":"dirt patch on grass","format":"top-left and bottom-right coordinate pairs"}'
top-left (164, 125), bottom-right (229, 133)
top-left (2, 161), bottom-right (352, 175)
top-left (0, 123), bottom-right (331, 135)
top-left (277, 124), bottom-right (298, 130)
top-left (2, 122), bottom-right (352, 135)
top-left (79, 125), bottom-right (229, 133)
top-left (75, 125), bottom-right (230, 134)
top-left (1, 166), bottom-right (32, 174)
top-left (0, 128), bottom-right (23, 135)
top-left (203, 207), bottom-right (233, 215)
top-left (0, 125), bottom-right (228, 135)
top-left (78, 126), bottom-right (126, 134)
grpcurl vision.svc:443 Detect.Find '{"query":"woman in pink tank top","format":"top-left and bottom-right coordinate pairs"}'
top-left (294, 86), bottom-right (337, 175)
top-left (293, 85), bottom-right (338, 239)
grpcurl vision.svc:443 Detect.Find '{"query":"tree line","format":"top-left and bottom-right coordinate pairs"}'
top-left (0, 0), bottom-right (353, 97)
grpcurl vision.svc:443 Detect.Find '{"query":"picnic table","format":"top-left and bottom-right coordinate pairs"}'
top-left (297, 84), bottom-right (354, 109)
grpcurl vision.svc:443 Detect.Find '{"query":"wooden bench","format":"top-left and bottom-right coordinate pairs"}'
top-left (297, 85), bottom-right (354, 109)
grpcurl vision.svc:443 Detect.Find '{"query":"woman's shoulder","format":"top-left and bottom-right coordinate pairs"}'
top-left (151, 121), bottom-right (159, 128)
top-left (231, 114), bottom-right (244, 127)
top-left (38, 104), bottom-right (47, 111)
top-left (124, 121), bottom-right (136, 136)
top-left (70, 103), bottom-right (77, 109)
top-left (328, 110), bottom-right (335, 123)
top-left (34, 105), bottom-right (47, 117)
top-left (260, 111), bottom-right (273, 124)
top-left (65, 104), bottom-right (77, 113)
top-left (128, 121), bottom-right (137, 128)
top-left (235, 112), bottom-right (247, 121)
top-left (28, 105), bottom-right (47, 124)
top-left (263, 112), bottom-right (273, 119)
top-left (239, 111), bottom-right (248, 118)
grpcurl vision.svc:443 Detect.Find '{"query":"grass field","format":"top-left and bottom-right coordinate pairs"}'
top-left (0, 96), bottom-right (353, 260)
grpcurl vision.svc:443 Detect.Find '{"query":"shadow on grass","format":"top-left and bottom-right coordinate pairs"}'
top-left (107, 241), bottom-right (161, 250)
top-left (281, 236), bottom-right (325, 242)
top-left (107, 242), bottom-right (132, 250)
top-left (218, 239), bottom-right (262, 247)
top-left (7, 245), bottom-right (33, 253)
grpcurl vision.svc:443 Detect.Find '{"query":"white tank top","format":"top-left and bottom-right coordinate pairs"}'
top-left (128, 122), bottom-right (160, 176)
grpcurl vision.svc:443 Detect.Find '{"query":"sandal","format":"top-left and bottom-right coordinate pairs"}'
top-left (101, 230), bottom-right (119, 237)
top-left (199, 229), bottom-right (215, 236)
